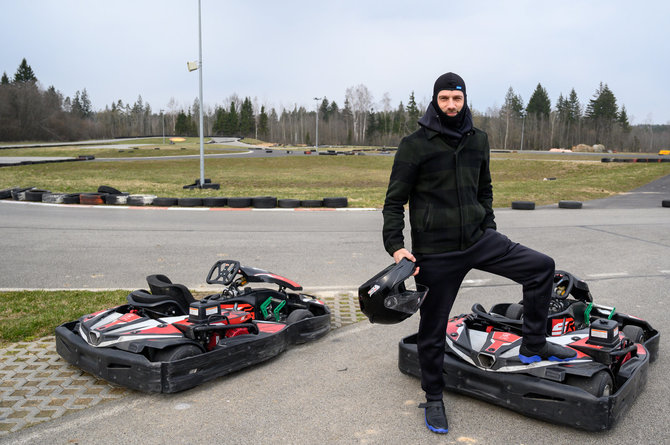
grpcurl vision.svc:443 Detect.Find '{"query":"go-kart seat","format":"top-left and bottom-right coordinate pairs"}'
top-left (127, 274), bottom-right (196, 316)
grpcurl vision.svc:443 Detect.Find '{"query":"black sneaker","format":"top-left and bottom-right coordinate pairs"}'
top-left (418, 400), bottom-right (448, 434)
top-left (519, 342), bottom-right (578, 364)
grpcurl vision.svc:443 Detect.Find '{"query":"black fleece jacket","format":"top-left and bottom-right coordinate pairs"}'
top-left (382, 113), bottom-right (496, 256)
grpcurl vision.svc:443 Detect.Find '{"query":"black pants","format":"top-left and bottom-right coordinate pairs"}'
top-left (414, 229), bottom-right (555, 400)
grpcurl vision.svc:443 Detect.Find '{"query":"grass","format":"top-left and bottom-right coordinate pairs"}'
top-left (1, 154), bottom-right (669, 208)
top-left (0, 290), bottom-right (128, 344)
top-left (0, 143), bottom-right (247, 158)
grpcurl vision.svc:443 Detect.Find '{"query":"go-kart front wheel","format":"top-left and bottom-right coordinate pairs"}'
top-left (153, 344), bottom-right (202, 362)
top-left (286, 309), bottom-right (314, 324)
top-left (565, 370), bottom-right (613, 397)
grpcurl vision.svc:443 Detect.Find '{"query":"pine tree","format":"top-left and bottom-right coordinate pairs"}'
top-left (618, 105), bottom-right (631, 133)
top-left (239, 97), bottom-right (254, 137)
top-left (224, 101), bottom-right (239, 136)
top-left (503, 87), bottom-right (524, 118)
top-left (406, 91), bottom-right (420, 129)
top-left (1, 72), bottom-right (9, 85)
top-left (586, 82), bottom-right (618, 121)
top-left (258, 105), bottom-right (269, 138)
top-left (526, 83), bottom-right (551, 117)
top-left (13, 58), bottom-right (37, 83)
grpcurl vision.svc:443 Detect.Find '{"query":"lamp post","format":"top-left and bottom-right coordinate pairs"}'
top-left (520, 113), bottom-right (526, 151)
top-left (160, 109), bottom-right (165, 145)
top-left (313, 97), bottom-right (321, 149)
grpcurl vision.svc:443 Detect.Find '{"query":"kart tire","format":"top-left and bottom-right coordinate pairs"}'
top-left (42, 192), bottom-right (66, 204)
top-left (104, 193), bottom-right (129, 205)
top-left (11, 187), bottom-right (34, 201)
top-left (565, 370), bottom-right (613, 398)
top-left (662, 200), bottom-right (670, 208)
top-left (623, 325), bottom-right (644, 343)
top-left (505, 303), bottom-right (524, 320)
top-left (0, 187), bottom-right (17, 199)
top-left (62, 193), bottom-right (81, 204)
top-left (323, 197), bottom-right (348, 208)
top-left (79, 193), bottom-right (107, 205)
top-left (153, 344), bottom-right (202, 362)
top-left (558, 200), bottom-right (582, 209)
top-left (127, 194), bottom-right (156, 206)
top-left (202, 197), bottom-right (227, 207)
top-left (301, 199), bottom-right (323, 208)
top-left (152, 197), bottom-right (178, 206)
top-left (228, 197), bottom-right (252, 208)
top-left (98, 185), bottom-right (123, 195)
top-left (278, 198), bottom-right (300, 208)
top-left (286, 309), bottom-right (314, 324)
top-left (253, 196), bottom-right (277, 208)
top-left (178, 197), bottom-right (203, 207)
top-left (511, 201), bottom-right (535, 210)
top-left (25, 189), bottom-right (50, 202)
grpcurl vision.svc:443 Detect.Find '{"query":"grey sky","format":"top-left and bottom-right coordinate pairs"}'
top-left (2, 0), bottom-right (668, 124)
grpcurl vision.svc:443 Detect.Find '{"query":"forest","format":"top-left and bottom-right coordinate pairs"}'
top-left (1, 58), bottom-right (667, 152)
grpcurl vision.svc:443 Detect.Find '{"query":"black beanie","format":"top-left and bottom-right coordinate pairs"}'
top-left (432, 72), bottom-right (466, 103)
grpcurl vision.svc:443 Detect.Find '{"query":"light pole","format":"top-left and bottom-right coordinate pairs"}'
top-left (313, 97), bottom-right (321, 149)
top-left (160, 109), bottom-right (165, 144)
top-left (520, 113), bottom-right (526, 151)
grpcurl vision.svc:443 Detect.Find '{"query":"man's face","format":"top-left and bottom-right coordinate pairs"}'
top-left (436, 90), bottom-right (465, 117)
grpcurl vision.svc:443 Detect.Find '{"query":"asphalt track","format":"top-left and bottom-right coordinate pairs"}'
top-left (0, 177), bottom-right (669, 444)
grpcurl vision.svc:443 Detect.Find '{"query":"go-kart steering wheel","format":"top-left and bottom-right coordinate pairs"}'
top-left (552, 270), bottom-right (574, 300)
top-left (206, 260), bottom-right (240, 285)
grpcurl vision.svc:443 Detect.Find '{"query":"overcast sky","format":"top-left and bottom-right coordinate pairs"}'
top-left (2, 0), bottom-right (668, 124)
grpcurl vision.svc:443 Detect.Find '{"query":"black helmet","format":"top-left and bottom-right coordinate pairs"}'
top-left (358, 258), bottom-right (428, 324)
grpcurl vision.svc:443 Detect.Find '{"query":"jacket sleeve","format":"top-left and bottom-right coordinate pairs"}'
top-left (382, 139), bottom-right (418, 256)
top-left (477, 134), bottom-right (497, 230)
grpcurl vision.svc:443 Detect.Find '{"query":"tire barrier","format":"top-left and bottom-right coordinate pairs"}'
top-left (104, 193), bottom-right (130, 205)
top-left (177, 197), bottom-right (203, 207)
top-left (662, 200), bottom-right (670, 208)
top-left (126, 194), bottom-right (156, 206)
top-left (201, 197), bottom-right (227, 207)
top-left (152, 197), bottom-right (179, 207)
top-left (602, 157), bottom-right (670, 163)
top-left (11, 187), bottom-right (34, 201)
top-left (0, 187), bottom-right (19, 199)
top-left (24, 189), bottom-right (50, 202)
top-left (511, 201), bottom-right (535, 210)
top-left (559, 200), bottom-right (583, 209)
top-left (228, 197), bottom-right (252, 208)
top-left (252, 196), bottom-right (278, 208)
top-left (278, 198), bottom-right (301, 208)
top-left (79, 193), bottom-right (107, 205)
top-left (42, 192), bottom-right (66, 204)
top-left (97, 185), bottom-right (123, 195)
top-left (323, 197), bottom-right (348, 208)
top-left (301, 199), bottom-right (324, 208)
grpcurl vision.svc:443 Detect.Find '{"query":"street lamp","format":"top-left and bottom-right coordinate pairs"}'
top-left (160, 109), bottom-right (165, 145)
top-left (313, 97), bottom-right (321, 150)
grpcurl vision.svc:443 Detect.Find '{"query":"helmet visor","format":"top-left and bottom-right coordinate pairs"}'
top-left (383, 285), bottom-right (428, 314)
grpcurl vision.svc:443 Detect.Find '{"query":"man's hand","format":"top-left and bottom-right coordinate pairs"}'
top-left (392, 248), bottom-right (419, 276)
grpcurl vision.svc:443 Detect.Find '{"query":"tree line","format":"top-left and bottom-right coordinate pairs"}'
top-left (1, 58), bottom-right (667, 152)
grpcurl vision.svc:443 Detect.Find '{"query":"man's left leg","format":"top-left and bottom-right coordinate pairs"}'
top-left (470, 230), bottom-right (577, 362)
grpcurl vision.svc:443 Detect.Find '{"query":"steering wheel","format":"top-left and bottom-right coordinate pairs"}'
top-left (552, 270), bottom-right (574, 300)
top-left (206, 260), bottom-right (240, 285)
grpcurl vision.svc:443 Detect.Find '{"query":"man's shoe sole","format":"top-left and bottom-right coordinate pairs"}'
top-left (425, 418), bottom-right (449, 434)
top-left (519, 354), bottom-right (577, 364)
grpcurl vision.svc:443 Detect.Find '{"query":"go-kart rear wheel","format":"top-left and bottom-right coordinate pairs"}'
top-left (286, 309), bottom-right (314, 324)
top-left (623, 325), bottom-right (644, 343)
top-left (153, 344), bottom-right (202, 362)
top-left (565, 370), bottom-right (613, 397)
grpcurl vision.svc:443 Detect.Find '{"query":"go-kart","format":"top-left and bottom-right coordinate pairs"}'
top-left (398, 271), bottom-right (660, 431)
top-left (56, 260), bottom-right (331, 393)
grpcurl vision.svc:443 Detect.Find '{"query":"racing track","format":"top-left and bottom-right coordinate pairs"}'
top-left (1, 176), bottom-right (669, 444)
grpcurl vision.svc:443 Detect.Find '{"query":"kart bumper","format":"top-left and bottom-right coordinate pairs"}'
top-left (56, 313), bottom-right (330, 393)
top-left (398, 333), bottom-right (651, 431)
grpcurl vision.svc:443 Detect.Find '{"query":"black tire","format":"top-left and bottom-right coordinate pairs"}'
top-left (301, 199), bottom-right (323, 208)
top-left (278, 198), bottom-right (300, 208)
top-left (323, 197), bottom-right (348, 208)
top-left (228, 197), bottom-right (252, 208)
top-left (153, 344), bottom-right (202, 362)
top-left (202, 197), bottom-right (227, 207)
top-left (11, 187), bottom-right (33, 201)
top-left (511, 201), bottom-right (535, 210)
top-left (623, 325), bottom-right (644, 343)
top-left (25, 189), bottom-right (50, 202)
top-left (662, 200), bottom-right (670, 208)
top-left (152, 197), bottom-right (179, 206)
top-left (505, 303), bottom-right (524, 320)
top-left (253, 196), bottom-right (277, 208)
top-left (42, 192), bottom-right (66, 204)
top-left (558, 200), bottom-right (583, 209)
top-left (178, 197), bottom-right (203, 207)
top-left (565, 370), bottom-right (613, 397)
top-left (0, 187), bottom-right (18, 199)
top-left (127, 195), bottom-right (156, 206)
top-left (62, 193), bottom-right (81, 204)
top-left (286, 309), bottom-right (314, 324)
top-left (98, 185), bottom-right (123, 195)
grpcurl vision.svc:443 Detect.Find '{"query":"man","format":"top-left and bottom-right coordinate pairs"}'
top-left (382, 72), bottom-right (577, 434)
